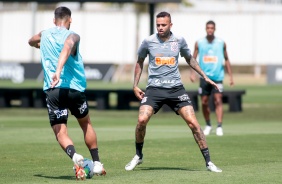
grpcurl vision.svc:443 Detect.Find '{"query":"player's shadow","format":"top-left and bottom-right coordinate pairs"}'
top-left (34, 174), bottom-right (74, 180)
top-left (139, 167), bottom-right (200, 171)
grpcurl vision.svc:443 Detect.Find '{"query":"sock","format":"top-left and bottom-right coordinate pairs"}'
top-left (136, 142), bottom-right (144, 159)
top-left (217, 122), bottom-right (222, 127)
top-left (206, 120), bottom-right (211, 126)
top-left (65, 145), bottom-right (76, 159)
top-left (90, 148), bottom-right (100, 162)
top-left (201, 148), bottom-right (211, 166)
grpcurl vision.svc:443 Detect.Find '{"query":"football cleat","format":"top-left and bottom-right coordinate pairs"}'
top-left (216, 127), bottom-right (223, 136)
top-left (74, 164), bottom-right (86, 180)
top-left (72, 153), bottom-right (84, 167)
top-left (125, 155), bottom-right (143, 171)
top-left (206, 161), bottom-right (222, 173)
top-left (93, 161), bottom-right (106, 176)
top-left (203, 126), bottom-right (212, 135)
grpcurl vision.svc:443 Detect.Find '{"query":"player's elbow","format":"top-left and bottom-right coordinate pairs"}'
top-left (28, 39), bottom-right (33, 46)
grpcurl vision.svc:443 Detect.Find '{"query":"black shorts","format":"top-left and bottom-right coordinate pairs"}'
top-left (198, 78), bottom-right (223, 96)
top-left (140, 85), bottom-right (192, 114)
top-left (45, 88), bottom-right (89, 126)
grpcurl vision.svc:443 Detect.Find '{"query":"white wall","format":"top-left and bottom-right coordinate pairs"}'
top-left (0, 10), bottom-right (281, 65)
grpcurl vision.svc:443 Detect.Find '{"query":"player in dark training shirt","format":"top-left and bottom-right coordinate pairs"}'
top-left (125, 12), bottom-right (222, 172)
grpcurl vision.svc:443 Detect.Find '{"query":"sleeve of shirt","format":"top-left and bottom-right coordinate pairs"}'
top-left (137, 39), bottom-right (149, 59)
top-left (179, 37), bottom-right (191, 58)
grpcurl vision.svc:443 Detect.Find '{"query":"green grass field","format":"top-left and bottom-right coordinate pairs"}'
top-left (0, 83), bottom-right (282, 184)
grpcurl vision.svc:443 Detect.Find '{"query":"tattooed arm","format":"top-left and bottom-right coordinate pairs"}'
top-left (185, 54), bottom-right (220, 91)
top-left (133, 56), bottom-right (145, 100)
top-left (51, 33), bottom-right (80, 88)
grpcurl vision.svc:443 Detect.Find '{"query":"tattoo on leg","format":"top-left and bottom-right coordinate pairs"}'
top-left (135, 124), bottom-right (146, 143)
top-left (193, 128), bottom-right (207, 149)
top-left (135, 106), bottom-right (152, 143)
top-left (139, 109), bottom-right (152, 118)
top-left (180, 106), bottom-right (208, 149)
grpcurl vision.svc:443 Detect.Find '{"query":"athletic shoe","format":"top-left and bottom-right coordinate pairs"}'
top-left (72, 153), bottom-right (84, 167)
top-left (203, 126), bottom-right (212, 135)
top-left (72, 153), bottom-right (85, 180)
top-left (93, 161), bottom-right (107, 176)
top-left (206, 161), bottom-right (222, 173)
top-left (216, 127), bottom-right (223, 136)
top-left (74, 164), bottom-right (86, 180)
top-left (125, 155), bottom-right (143, 171)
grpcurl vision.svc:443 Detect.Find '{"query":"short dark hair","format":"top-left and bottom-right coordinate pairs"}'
top-left (54, 6), bottom-right (71, 20)
top-left (206, 20), bottom-right (216, 27)
top-left (156, 11), bottom-right (171, 21)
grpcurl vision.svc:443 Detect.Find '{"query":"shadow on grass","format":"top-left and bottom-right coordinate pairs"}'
top-left (139, 167), bottom-right (200, 171)
top-left (34, 174), bottom-right (74, 180)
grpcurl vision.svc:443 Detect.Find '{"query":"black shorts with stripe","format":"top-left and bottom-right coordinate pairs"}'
top-left (140, 85), bottom-right (192, 115)
top-left (45, 88), bottom-right (89, 126)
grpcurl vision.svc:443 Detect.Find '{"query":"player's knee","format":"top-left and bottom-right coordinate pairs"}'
top-left (214, 98), bottom-right (222, 106)
top-left (187, 120), bottom-right (200, 130)
top-left (202, 101), bottom-right (209, 107)
top-left (138, 116), bottom-right (149, 125)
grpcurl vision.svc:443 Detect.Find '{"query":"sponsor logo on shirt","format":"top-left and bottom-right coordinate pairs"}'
top-left (161, 43), bottom-right (169, 49)
top-left (155, 57), bottom-right (176, 66)
top-left (203, 56), bottom-right (218, 63)
top-left (154, 79), bottom-right (176, 86)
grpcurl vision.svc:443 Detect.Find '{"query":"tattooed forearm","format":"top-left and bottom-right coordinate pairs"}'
top-left (133, 58), bottom-right (144, 88)
top-left (186, 56), bottom-right (206, 79)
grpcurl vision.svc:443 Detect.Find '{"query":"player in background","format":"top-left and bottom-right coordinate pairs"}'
top-left (190, 20), bottom-right (234, 136)
top-left (125, 12), bottom-right (222, 172)
top-left (28, 6), bottom-right (106, 179)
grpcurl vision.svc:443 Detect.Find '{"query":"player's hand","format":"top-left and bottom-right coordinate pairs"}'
top-left (51, 71), bottom-right (61, 88)
top-left (204, 77), bottom-right (220, 91)
top-left (230, 78), bottom-right (234, 87)
top-left (34, 43), bottom-right (40, 49)
top-left (190, 73), bottom-right (196, 83)
top-left (133, 86), bottom-right (145, 100)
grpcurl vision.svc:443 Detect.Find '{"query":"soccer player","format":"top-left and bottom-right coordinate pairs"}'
top-left (125, 12), bottom-right (222, 172)
top-left (28, 6), bottom-right (106, 179)
top-left (190, 20), bottom-right (234, 136)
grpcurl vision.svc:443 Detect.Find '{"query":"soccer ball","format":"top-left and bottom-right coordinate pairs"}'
top-left (82, 158), bottom-right (94, 179)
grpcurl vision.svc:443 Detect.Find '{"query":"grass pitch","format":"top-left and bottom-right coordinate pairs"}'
top-left (0, 84), bottom-right (281, 184)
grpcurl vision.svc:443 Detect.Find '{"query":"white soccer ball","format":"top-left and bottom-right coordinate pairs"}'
top-left (82, 158), bottom-right (94, 179)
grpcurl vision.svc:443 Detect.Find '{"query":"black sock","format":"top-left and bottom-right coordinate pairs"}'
top-left (206, 120), bottom-right (211, 126)
top-left (90, 148), bottom-right (100, 162)
top-left (201, 148), bottom-right (211, 166)
top-left (136, 142), bottom-right (144, 159)
top-left (217, 122), bottom-right (222, 127)
top-left (65, 145), bottom-right (76, 159)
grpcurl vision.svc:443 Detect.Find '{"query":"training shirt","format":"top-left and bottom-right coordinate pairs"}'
top-left (40, 26), bottom-right (86, 92)
top-left (138, 32), bottom-right (191, 88)
top-left (197, 37), bottom-right (225, 81)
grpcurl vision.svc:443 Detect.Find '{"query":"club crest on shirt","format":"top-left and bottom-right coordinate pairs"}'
top-left (170, 42), bottom-right (178, 52)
